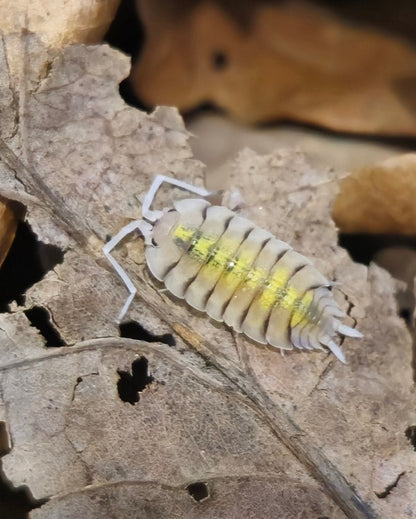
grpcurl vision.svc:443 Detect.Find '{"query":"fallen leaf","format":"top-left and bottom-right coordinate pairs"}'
top-left (32, 469), bottom-right (343, 519)
top-left (131, 0), bottom-right (416, 135)
top-left (0, 0), bottom-right (121, 96)
top-left (0, 199), bottom-right (19, 269)
top-left (0, 33), bottom-right (415, 519)
top-left (333, 153), bottom-right (416, 235)
top-left (0, 0), bottom-right (120, 49)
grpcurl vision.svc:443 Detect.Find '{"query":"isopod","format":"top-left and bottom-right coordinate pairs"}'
top-left (103, 175), bottom-right (362, 362)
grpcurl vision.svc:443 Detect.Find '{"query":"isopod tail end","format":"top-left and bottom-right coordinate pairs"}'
top-left (320, 336), bottom-right (346, 363)
top-left (329, 307), bottom-right (347, 318)
top-left (337, 323), bottom-right (363, 339)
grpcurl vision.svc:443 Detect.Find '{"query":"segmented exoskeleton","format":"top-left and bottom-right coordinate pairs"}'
top-left (103, 175), bottom-right (362, 362)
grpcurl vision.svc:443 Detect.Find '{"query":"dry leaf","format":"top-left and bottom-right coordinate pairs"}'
top-left (333, 153), bottom-right (416, 235)
top-left (0, 199), bottom-right (19, 269)
top-left (0, 32), bottom-right (415, 519)
top-left (0, 0), bottom-right (120, 49)
top-left (131, 0), bottom-right (416, 135)
top-left (31, 475), bottom-right (344, 518)
top-left (0, 0), bottom-right (120, 89)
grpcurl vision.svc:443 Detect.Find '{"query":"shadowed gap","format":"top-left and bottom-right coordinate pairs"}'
top-left (119, 321), bottom-right (175, 347)
top-left (0, 423), bottom-right (47, 518)
top-left (24, 306), bottom-right (66, 347)
top-left (338, 233), bottom-right (416, 266)
top-left (0, 222), bottom-right (64, 312)
top-left (405, 425), bottom-right (416, 450)
top-left (104, 0), bottom-right (147, 110)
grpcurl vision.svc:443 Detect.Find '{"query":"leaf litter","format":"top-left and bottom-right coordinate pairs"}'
top-left (0, 32), bottom-right (414, 518)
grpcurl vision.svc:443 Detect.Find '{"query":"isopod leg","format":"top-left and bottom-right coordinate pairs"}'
top-left (142, 174), bottom-right (213, 221)
top-left (103, 219), bottom-right (153, 323)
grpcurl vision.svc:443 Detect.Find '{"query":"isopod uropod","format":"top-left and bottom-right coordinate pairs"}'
top-left (103, 175), bottom-right (362, 362)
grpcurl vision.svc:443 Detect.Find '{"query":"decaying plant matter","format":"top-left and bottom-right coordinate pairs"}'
top-left (334, 154), bottom-right (416, 235)
top-left (0, 199), bottom-right (19, 268)
top-left (131, 0), bottom-right (416, 135)
top-left (0, 33), bottom-right (415, 519)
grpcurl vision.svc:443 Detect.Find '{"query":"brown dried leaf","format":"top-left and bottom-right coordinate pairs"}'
top-left (0, 33), bottom-right (415, 519)
top-left (3, 340), bottom-right (342, 519)
top-left (131, 0), bottom-right (416, 135)
top-left (0, 0), bottom-right (120, 95)
top-left (0, 0), bottom-right (120, 49)
top-left (333, 154), bottom-right (416, 235)
top-left (0, 199), bottom-right (18, 269)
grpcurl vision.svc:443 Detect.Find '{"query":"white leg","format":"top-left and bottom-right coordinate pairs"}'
top-left (225, 187), bottom-right (245, 211)
top-left (103, 219), bottom-right (153, 323)
top-left (142, 174), bottom-right (213, 221)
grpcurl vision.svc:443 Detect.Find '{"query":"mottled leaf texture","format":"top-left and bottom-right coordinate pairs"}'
top-left (131, 0), bottom-right (416, 135)
top-left (0, 32), bottom-right (415, 519)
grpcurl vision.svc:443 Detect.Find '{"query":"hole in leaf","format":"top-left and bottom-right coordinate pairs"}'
top-left (119, 321), bottom-right (175, 347)
top-left (187, 482), bottom-right (209, 502)
top-left (24, 306), bottom-right (66, 347)
top-left (405, 425), bottom-right (416, 450)
top-left (117, 357), bottom-right (154, 405)
top-left (212, 51), bottom-right (228, 70)
top-left (0, 222), bottom-right (64, 312)
top-left (0, 460), bottom-right (46, 519)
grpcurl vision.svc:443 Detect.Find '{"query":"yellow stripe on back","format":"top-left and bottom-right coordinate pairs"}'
top-left (290, 290), bottom-right (314, 327)
top-left (172, 224), bottom-right (195, 244)
top-left (258, 267), bottom-right (291, 309)
top-left (172, 224), bottom-right (316, 327)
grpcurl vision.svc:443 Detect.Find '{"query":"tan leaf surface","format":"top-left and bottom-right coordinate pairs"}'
top-left (32, 474), bottom-right (341, 518)
top-left (0, 33), bottom-right (415, 519)
top-left (131, 0), bottom-right (416, 135)
top-left (333, 154), bottom-right (416, 235)
top-left (0, 0), bottom-right (120, 49)
top-left (0, 0), bottom-right (120, 95)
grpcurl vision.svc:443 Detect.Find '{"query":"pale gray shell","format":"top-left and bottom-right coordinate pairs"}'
top-left (145, 199), bottom-right (361, 362)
